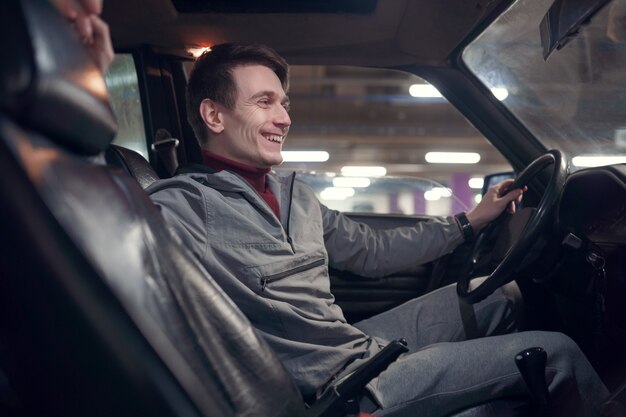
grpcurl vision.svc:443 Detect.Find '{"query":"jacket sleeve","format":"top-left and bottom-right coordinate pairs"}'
top-left (321, 204), bottom-right (464, 278)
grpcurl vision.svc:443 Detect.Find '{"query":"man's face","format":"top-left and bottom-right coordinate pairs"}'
top-left (216, 65), bottom-right (291, 169)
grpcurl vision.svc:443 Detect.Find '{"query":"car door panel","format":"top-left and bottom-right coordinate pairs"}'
top-left (329, 213), bottom-right (437, 323)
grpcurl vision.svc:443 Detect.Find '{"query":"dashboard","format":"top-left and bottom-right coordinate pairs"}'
top-left (554, 164), bottom-right (626, 385)
top-left (559, 165), bottom-right (626, 248)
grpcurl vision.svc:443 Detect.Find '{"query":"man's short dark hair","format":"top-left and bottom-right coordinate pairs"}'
top-left (186, 43), bottom-right (290, 145)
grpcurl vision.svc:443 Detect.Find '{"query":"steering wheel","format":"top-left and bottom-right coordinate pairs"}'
top-left (456, 149), bottom-right (567, 304)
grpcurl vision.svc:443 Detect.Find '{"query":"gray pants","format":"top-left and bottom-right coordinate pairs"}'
top-left (354, 282), bottom-right (609, 417)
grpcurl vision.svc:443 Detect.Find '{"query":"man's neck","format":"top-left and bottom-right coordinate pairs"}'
top-left (201, 150), bottom-right (270, 192)
top-left (201, 150), bottom-right (281, 218)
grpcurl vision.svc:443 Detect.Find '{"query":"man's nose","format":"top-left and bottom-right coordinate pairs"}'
top-left (274, 105), bottom-right (291, 128)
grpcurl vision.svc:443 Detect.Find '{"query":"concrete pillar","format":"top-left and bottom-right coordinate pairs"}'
top-left (452, 172), bottom-right (472, 213)
top-left (389, 192), bottom-right (400, 214)
top-left (413, 190), bottom-right (425, 214)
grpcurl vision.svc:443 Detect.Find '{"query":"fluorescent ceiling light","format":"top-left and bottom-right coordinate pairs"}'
top-left (425, 152), bottom-right (481, 164)
top-left (572, 155), bottom-right (626, 167)
top-left (474, 194), bottom-right (483, 204)
top-left (409, 84), bottom-right (508, 101)
top-left (424, 187), bottom-right (452, 201)
top-left (409, 84), bottom-right (442, 98)
top-left (468, 177), bottom-right (484, 189)
top-left (341, 166), bottom-right (387, 177)
top-left (490, 87), bottom-right (509, 101)
top-left (435, 187), bottom-right (452, 197)
top-left (424, 190), bottom-right (440, 201)
top-left (320, 187), bottom-right (355, 200)
top-left (430, 187), bottom-right (452, 197)
top-left (281, 151), bottom-right (330, 162)
top-left (332, 177), bottom-right (371, 188)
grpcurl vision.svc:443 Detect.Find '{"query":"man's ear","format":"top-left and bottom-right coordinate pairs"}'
top-left (199, 99), bottom-right (224, 134)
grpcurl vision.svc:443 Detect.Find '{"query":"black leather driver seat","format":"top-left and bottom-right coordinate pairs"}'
top-left (0, 1), bottom-right (304, 416)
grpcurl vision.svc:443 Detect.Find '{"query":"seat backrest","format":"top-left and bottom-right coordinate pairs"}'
top-left (105, 144), bottom-right (160, 189)
top-left (0, 1), bottom-right (305, 416)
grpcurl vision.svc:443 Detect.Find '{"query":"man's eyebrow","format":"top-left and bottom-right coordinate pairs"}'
top-left (250, 91), bottom-right (276, 99)
top-left (250, 91), bottom-right (289, 104)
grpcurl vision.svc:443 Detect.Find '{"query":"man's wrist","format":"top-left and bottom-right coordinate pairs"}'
top-left (454, 212), bottom-right (475, 242)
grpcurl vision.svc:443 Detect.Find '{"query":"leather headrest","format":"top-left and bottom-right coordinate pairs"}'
top-left (0, 0), bottom-right (117, 155)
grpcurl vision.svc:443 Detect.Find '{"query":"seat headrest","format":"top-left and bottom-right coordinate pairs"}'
top-left (0, 0), bottom-right (117, 155)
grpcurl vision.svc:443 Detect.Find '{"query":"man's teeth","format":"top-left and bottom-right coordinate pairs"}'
top-left (266, 135), bottom-right (283, 143)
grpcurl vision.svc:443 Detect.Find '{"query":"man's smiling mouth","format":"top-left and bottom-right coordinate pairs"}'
top-left (264, 134), bottom-right (284, 143)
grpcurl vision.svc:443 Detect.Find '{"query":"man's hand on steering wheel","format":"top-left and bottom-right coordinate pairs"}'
top-left (457, 150), bottom-right (566, 304)
top-left (466, 179), bottom-right (526, 233)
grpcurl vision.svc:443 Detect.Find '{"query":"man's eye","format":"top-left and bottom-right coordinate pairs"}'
top-left (258, 99), bottom-right (270, 106)
top-left (282, 104), bottom-right (291, 112)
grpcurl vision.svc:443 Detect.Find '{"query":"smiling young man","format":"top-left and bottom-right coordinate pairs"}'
top-left (147, 43), bottom-right (611, 417)
top-left (199, 64), bottom-right (291, 168)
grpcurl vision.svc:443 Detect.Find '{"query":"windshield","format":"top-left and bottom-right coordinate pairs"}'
top-left (464, 0), bottom-right (626, 170)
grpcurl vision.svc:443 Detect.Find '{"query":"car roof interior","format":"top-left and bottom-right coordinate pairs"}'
top-left (102, 0), bottom-right (543, 185)
top-left (105, 0), bottom-right (503, 66)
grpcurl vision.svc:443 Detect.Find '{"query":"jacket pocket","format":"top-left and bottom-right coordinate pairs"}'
top-left (260, 258), bottom-right (326, 292)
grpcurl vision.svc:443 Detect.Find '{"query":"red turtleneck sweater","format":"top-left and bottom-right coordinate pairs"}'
top-left (202, 150), bottom-right (281, 218)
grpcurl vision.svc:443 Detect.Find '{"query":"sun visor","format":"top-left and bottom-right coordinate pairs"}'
top-left (171, 0), bottom-right (377, 13)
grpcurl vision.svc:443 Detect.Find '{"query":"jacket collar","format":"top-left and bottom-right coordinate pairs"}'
top-left (177, 164), bottom-right (296, 227)
top-left (201, 150), bottom-right (270, 192)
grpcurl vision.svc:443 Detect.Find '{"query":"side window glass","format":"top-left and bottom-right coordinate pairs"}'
top-left (295, 173), bottom-right (468, 216)
top-left (276, 66), bottom-right (512, 216)
top-left (104, 54), bottom-right (148, 159)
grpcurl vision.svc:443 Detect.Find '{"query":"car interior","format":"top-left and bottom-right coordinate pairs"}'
top-left (2, 0), bottom-right (626, 416)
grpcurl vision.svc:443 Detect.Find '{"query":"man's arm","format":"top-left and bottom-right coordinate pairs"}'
top-left (321, 179), bottom-right (524, 278)
top-left (321, 205), bottom-right (464, 278)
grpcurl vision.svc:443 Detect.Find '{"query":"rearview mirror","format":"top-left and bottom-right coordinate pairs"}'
top-left (540, 0), bottom-right (612, 60)
top-left (482, 171), bottom-right (515, 196)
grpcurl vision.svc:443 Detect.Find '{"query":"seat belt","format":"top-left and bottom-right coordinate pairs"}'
top-left (307, 339), bottom-right (408, 417)
top-left (151, 128), bottom-right (179, 177)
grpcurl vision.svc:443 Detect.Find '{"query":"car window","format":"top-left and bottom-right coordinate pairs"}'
top-left (294, 172), bottom-right (475, 216)
top-left (273, 66), bottom-right (512, 216)
top-left (464, 0), bottom-right (626, 171)
top-left (104, 54), bottom-right (148, 159)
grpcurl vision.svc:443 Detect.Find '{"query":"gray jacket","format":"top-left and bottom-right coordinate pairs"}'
top-left (147, 169), bottom-right (464, 397)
